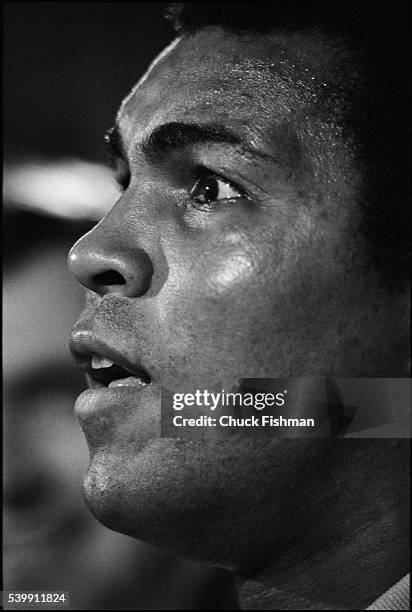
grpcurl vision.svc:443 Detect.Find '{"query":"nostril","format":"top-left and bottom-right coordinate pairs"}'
top-left (93, 270), bottom-right (126, 286)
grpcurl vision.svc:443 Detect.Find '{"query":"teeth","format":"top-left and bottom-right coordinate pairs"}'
top-left (91, 354), bottom-right (115, 369)
top-left (108, 376), bottom-right (148, 388)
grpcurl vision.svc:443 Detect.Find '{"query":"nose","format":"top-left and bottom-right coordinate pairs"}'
top-left (68, 223), bottom-right (153, 298)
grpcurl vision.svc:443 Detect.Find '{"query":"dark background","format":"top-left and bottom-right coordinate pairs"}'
top-left (4, 1), bottom-right (172, 162)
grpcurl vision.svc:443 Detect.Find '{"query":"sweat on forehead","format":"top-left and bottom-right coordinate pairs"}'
top-left (155, 27), bottom-right (348, 78)
top-left (118, 27), bottom-right (354, 150)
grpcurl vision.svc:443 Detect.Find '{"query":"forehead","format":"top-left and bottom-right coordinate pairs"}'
top-left (118, 27), bottom-right (341, 149)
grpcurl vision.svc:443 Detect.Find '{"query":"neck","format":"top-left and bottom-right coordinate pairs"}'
top-left (236, 440), bottom-right (409, 609)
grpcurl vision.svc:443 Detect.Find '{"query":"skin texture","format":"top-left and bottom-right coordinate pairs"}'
top-left (68, 29), bottom-right (410, 608)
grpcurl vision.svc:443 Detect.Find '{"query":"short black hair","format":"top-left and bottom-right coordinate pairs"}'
top-left (167, 1), bottom-right (393, 36)
top-left (166, 2), bottom-right (410, 286)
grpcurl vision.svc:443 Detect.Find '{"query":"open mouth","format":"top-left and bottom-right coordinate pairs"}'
top-left (70, 334), bottom-right (152, 390)
top-left (86, 354), bottom-right (152, 389)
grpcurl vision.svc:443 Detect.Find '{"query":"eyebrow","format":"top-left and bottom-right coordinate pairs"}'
top-left (141, 122), bottom-right (245, 164)
top-left (104, 121), bottom-right (277, 167)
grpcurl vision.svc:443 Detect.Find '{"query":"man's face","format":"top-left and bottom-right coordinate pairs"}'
top-left (69, 29), bottom-right (403, 569)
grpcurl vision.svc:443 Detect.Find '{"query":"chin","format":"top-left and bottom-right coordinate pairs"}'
top-left (80, 437), bottom-right (329, 570)
top-left (82, 441), bottom-right (223, 564)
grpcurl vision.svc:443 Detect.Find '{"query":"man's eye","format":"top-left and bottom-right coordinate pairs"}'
top-left (190, 173), bottom-right (244, 205)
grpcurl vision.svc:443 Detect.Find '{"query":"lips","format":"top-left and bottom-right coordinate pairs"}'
top-left (70, 331), bottom-right (152, 389)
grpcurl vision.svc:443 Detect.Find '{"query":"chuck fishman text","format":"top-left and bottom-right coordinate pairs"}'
top-left (173, 415), bottom-right (315, 427)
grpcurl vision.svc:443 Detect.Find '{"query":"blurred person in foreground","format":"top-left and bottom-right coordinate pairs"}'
top-left (3, 175), bottom-right (235, 610)
top-left (68, 3), bottom-right (410, 610)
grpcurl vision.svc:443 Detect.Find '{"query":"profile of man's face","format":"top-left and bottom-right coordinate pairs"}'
top-left (69, 28), bottom-right (408, 569)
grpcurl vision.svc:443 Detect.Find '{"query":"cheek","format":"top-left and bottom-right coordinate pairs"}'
top-left (207, 249), bottom-right (256, 295)
top-left (162, 235), bottom-right (264, 319)
top-left (148, 216), bottom-right (354, 382)
top-left (164, 230), bottom-right (265, 299)
top-left (151, 236), bottom-right (281, 382)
